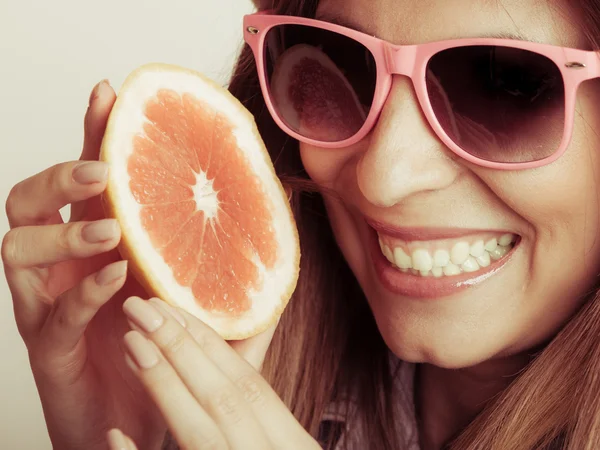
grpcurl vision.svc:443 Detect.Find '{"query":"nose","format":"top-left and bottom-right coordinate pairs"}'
top-left (356, 76), bottom-right (462, 208)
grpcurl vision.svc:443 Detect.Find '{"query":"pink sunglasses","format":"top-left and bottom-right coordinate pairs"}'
top-left (243, 11), bottom-right (600, 170)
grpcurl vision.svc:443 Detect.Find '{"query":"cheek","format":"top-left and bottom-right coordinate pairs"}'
top-left (299, 145), bottom-right (328, 184)
top-left (488, 86), bottom-right (600, 300)
top-left (299, 143), bottom-right (357, 185)
top-left (299, 142), bottom-right (373, 280)
top-left (484, 80), bottom-right (600, 254)
top-left (558, 98), bottom-right (600, 264)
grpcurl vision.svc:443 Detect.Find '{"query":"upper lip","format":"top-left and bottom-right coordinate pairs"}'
top-left (366, 217), bottom-right (518, 241)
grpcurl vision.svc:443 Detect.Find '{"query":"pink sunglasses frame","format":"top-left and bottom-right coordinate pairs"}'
top-left (243, 11), bottom-right (600, 170)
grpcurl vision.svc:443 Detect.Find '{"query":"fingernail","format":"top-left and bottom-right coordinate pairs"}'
top-left (82, 219), bottom-right (119, 243)
top-left (107, 429), bottom-right (128, 450)
top-left (73, 161), bottom-right (109, 184)
top-left (89, 79), bottom-right (110, 106)
top-left (123, 297), bottom-right (164, 333)
top-left (149, 298), bottom-right (186, 328)
top-left (124, 331), bottom-right (159, 369)
top-left (96, 260), bottom-right (128, 285)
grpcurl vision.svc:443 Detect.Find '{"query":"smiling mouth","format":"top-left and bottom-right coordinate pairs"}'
top-left (377, 232), bottom-right (518, 278)
top-left (365, 219), bottom-right (521, 298)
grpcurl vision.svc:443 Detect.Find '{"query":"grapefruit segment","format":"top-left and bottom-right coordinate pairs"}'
top-left (132, 134), bottom-right (197, 185)
top-left (140, 201), bottom-right (196, 249)
top-left (145, 90), bottom-right (202, 173)
top-left (127, 150), bottom-right (193, 206)
top-left (100, 63), bottom-right (300, 339)
top-left (162, 212), bottom-right (206, 286)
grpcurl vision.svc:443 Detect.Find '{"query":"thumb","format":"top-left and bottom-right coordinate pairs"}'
top-left (229, 320), bottom-right (280, 371)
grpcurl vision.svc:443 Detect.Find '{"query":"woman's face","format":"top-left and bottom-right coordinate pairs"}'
top-left (300, 0), bottom-right (600, 368)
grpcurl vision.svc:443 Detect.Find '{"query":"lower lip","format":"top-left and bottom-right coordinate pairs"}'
top-left (369, 227), bottom-right (517, 299)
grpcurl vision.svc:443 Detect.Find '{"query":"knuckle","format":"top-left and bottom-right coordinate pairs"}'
top-left (157, 328), bottom-right (187, 355)
top-left (72, 281), bottom-right (92, 308)
top-left (235, 373), bottom-right (267, 407)
top-left (56, 223), bottom-right (77, 254)
top-left (209, 387), bottom-right (244, 423)
top-left (77, 279), bottom-right (104, 309)
top-left (50, 163), bottom-right (71, 194)
top-left (51, 297), bottom-right (82, 331)
top-left (144, 365), bottom-right (172, 387)
top-left (190, 328), bottom-right (219, 353)
top-left (5, 183), bottom-right (22, 220)
top-left (1, 229), bottom-right (21, 266)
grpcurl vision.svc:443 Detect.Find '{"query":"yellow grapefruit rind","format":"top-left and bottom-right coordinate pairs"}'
top-left (100, 62), bottom-right (300, 340)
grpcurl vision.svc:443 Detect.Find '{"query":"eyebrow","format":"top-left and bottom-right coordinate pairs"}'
top-left (315, 13), bottom-right (372, 35)
top-left (314, 13), bottom-right (539, 44)
top-left (485, 31), bottom-right (541, 43)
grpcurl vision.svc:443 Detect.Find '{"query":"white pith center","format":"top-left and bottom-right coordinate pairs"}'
top-left (193, 171), bottom-right (219, 219)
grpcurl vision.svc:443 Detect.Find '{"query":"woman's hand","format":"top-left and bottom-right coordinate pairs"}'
top-left (108, 297), bottom-right (321, 450)
top-left (2, 81), bottom-right (167, 449)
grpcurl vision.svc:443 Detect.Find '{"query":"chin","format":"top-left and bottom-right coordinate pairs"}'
top-left (392, 343), bottom-right (496, 370)
top-left (369, 307), bottom-right (508, 370)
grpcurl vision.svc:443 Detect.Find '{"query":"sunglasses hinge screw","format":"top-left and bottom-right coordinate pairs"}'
top-left (565, 62), bottom-right (586, 69)
top-left (247, 26), bottom-right (260, 34)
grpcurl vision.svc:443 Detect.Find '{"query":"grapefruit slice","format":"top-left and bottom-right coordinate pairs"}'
top-left (100, 63), bottom-right (300, 340)
top-left (270, 44), bottom-right (367, 142)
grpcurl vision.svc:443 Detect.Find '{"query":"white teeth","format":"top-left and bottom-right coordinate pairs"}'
top-left (412, 249), bottom-right (433, 271)
top-left (476, 251), bottom-right (491, 268)
top-left (489, 245), bottom-right (510, 260)
top-left (443, 262), bottom-right (462, 276)
top-left (394, 247), bottom-right (412, 269)
top-left (433, 249), bottom-right (450, 268)
top-left (432, 267), bottom-right (444, 278)
top-left (378, 233), bottom-right (516, 278)
top-left (379, 239), bottom-right (394, 262)
top-left (384, 247), bottom-right (394, 262)
top-left (469, 240), bottom-right (485, 257)
top-left (461, 256), bottom-right (480, 273)
top-left (451, 242), bottom-right (470, 265)
top-left (484, 238), bottom-right (498, 252)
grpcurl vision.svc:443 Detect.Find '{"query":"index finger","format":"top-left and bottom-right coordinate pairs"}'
top-left (146, 300), bottom-right (311, 445)
top-left (6, 79), bottom-right (115, 229)
top-left (5, 160), bottom-right (108, 228)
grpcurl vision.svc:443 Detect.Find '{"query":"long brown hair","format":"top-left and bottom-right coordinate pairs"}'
top-left (227, 1), bottom-right (600, 449)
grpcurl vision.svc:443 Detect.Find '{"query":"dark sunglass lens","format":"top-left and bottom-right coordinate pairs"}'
top-left (426, 46), bottom-right (565, 163)
top-left (264, 24), bottom-right (377, 142)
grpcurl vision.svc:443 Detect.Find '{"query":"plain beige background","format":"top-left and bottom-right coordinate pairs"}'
top-left (0, 0), bottom-right (255, 447)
